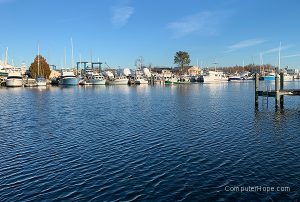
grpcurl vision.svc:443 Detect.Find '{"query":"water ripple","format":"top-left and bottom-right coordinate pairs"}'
top-left (0, 83), bottom-right (300, 201)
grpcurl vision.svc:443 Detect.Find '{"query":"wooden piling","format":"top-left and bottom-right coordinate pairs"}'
top-left (275, 76), bottom-right (279, 109)
top-left (280, 72), bottom-right (284, 107)
top-left (255, 73), bottom-right (259, 106)
top-left (134, 75), bottom-right (136, 86)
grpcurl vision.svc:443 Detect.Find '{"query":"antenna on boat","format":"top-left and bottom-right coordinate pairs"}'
top-left (212, 59), bottom-right (218, 71)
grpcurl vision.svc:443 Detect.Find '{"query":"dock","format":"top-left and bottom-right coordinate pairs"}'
top-left (255, 72), bottom-right (300, 109)
top-left (258, 89), bottom-right (300, 97)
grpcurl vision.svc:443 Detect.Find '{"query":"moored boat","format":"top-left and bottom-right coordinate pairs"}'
top-left (36, 76), bottom-right (46, 86)
top-left (80, 74), bottom-right (106, 85)
top-left (24, 78), bottom-right (38, 87)
top-left (108, 76), bottom-right (128, 85)
top-left (6, 72), bottom-right (23, 87)
top-left (199, 70), bottom-right (227, 82)
top-left (59, 69), bottom-right (81, 85)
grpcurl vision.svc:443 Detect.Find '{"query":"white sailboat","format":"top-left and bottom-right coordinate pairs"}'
top-left (36, 41), bottom-right (46, 86)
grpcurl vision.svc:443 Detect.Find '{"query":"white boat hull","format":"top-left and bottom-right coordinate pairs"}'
top-left (200, 76), bottom-right (228, 82)
top-left (109, 79), bottom-right (128, 85)
top-left (83, 79), bottom-right (106, 85)
top-left (135, 79), bottom-right (148, 84)
top-left (6, 79), bottom-right (23, 87)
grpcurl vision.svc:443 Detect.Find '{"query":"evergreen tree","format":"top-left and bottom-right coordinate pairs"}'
top-left (174, 51), bottom-right (191, 74)
top-left (29, 55), bottom-right (51, 79)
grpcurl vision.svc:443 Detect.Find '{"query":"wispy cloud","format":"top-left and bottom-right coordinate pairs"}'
top-left (57, 15), bottom-right (91, 23)
top-left (111, 5), bottom-right (134, 27)
top-left (282, 53), bottom-right (300, 58)
top-left (166, 10), bottom-right (233, 38)
top-left (262, 44), bottom-right (294, 55)
top-left (167, 12), bottom-right (216, 38)
top-left (225, 39), bottom-right (266, 52)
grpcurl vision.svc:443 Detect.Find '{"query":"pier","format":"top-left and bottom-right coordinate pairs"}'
top-left (255, 73), bottom-right (300, 109)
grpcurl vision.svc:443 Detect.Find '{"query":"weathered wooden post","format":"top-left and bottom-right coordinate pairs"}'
top-left (280, 72), bottom-right (284, 107)
top-left (275, 76), bottom-right (279, 109)
top-left (134, 74), bottom-right (136, 86)
top-left (163, 74), bottom-right (165, 86)
top-left (255, 73), bottom-right (259, 106)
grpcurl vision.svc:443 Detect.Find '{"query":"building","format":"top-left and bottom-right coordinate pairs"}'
top-left (49, 70), bottom-right (61, 79)
top-left (171, 66), bottom-right (200, 76)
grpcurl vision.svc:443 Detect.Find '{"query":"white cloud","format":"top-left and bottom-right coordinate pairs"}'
top-left (166, 12), bottom-right (213, 38)
top-left (225, 39), bottom-right (266, 52)
top-left (262, 44), bottom-right (293, 54)
top-left (282, 53), bottom-right (300, 58)
top-left (111, 6), bottom-right (134, 27)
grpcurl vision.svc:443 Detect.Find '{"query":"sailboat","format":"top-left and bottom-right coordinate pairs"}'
top-left (36, 41), bottom-right (46, 86)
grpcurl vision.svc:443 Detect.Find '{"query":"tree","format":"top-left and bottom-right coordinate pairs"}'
top-left (29, 55), bottom-right (51, 79)
top-left (174, 51), bottom-right (191, 74)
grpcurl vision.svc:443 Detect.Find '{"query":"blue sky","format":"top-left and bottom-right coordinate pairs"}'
top-left (1, 0), bottom-right (300, 70)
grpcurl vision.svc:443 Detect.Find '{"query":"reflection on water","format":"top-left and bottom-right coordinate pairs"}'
top-left (0, 82), bottom-right (300, 201)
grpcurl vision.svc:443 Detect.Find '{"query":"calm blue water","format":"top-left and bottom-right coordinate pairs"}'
top-left (1, 81), bottom-right (300, 201)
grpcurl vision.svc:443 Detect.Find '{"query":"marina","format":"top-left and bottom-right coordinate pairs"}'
top-left (2, 0), bottom-right (300, 200)
top-left (1, 81), bottom-right (300, 201)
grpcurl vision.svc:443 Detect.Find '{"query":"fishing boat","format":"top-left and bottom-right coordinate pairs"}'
top-left (6, 72), bottom-right (23, 87)
top-left (80, 73), bottom-right (106, 85)
top-left (135, 75), bottom-right (148, 84)
top-left (165, 77), bottom-right (191, 85)
top-left (59, 69), bottom-right (81, 85)
top-left (108, 76), bottom-right (128, 85)
top-left (199, 70), bottom-right (227, 82)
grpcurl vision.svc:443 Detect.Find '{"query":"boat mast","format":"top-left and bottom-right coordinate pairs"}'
top-left (139, 56), bottom-right (142, 69)
top-left (79, 51), bottom-right (81, 75)
top-left (91, 49), bottom-right (92, 72)
top-left (71, 37), bottom-right (73, 69)
top-left (5, 47), bottom-right (8, 69)
top-left (38, 41), bottom-right (39, 76)
top-left (64, 46), bottom-right (66, 69)
top-left (279, 41), bottom-right (281, 72)
top-left (260, 52), bottom-right (262, 74)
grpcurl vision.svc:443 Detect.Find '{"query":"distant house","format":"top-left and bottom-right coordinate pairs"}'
top-left (171, 66), bottom-right (200, 76)
top-left (154, 67), bottom-right (172, 74)
top-left (49, 70), bottom-right (61, 79)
